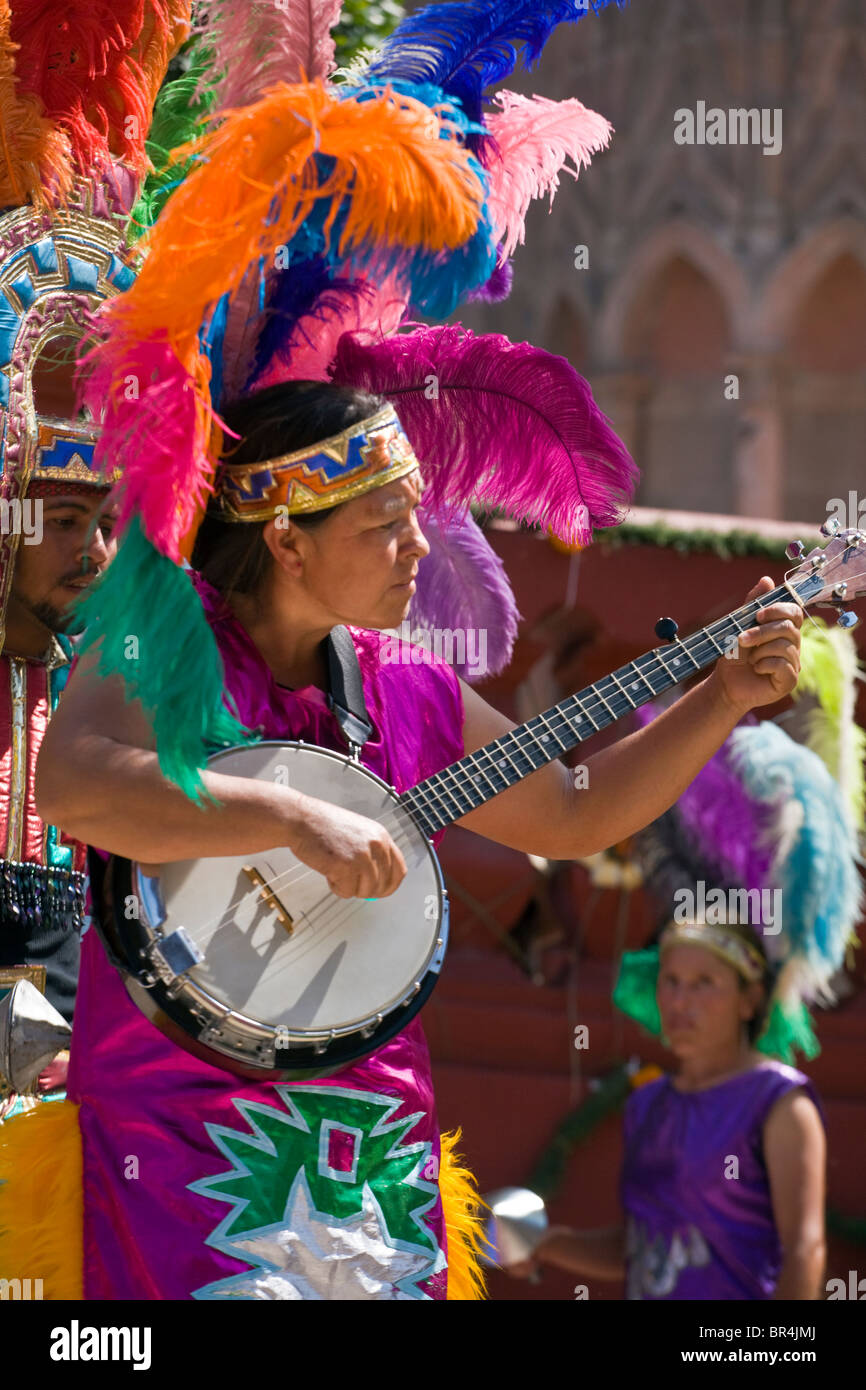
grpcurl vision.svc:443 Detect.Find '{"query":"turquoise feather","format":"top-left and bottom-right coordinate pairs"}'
top-left (728, 720), bottom-right (862, 998)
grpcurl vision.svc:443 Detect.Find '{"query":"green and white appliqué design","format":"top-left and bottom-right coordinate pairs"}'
top-left (189, 1085), bottom-right (444, 1300)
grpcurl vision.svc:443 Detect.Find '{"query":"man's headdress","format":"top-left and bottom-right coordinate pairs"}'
top-left (0, 0), bottom-right (192, 651)
top-left (73, 0), bottom-right (637, 799)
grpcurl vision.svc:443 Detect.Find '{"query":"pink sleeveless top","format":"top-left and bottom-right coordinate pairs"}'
top-left (67, 578), bottom-right (465, 1300)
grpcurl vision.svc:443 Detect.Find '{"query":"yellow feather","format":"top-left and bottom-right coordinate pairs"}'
top-left (439, 1129), bottom-right (488, 1301)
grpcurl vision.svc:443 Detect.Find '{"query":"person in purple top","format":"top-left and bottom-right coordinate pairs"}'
top-left (515, 919), bottom-right (826, 1299)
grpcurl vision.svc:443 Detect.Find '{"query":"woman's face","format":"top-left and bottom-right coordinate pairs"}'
top-left (264, 470), bottom-right (430, 632)
top-left (656, 943), bottom-right (760, 1061)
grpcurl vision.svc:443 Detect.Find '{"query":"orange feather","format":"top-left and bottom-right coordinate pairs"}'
top-left (102, 80), bottom-right (484, 352)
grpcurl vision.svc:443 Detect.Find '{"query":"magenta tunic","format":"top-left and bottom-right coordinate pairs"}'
top-left (67, 581), bottom-right (465, 1300)
top-left (620, 1062), bottom-right (824, 1300)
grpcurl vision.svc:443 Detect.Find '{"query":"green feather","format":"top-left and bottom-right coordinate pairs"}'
top-left (755, 998), bottom-right (821, 1065)
top-left (130, 59), bottom-right (217, 242)
top-left (75, 519), bottom-right (250, 802)
top-left (795, 618), bottom-right (866, 831)
top-left (612, 947), bottom-right (663, 1036)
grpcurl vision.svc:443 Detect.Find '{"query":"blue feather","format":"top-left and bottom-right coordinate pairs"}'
top-left (728, 721), bottom-right (862, 993)
top-left (368, 0), bottom-right (624, 123)
top-left (247, 256), bottom-right (331, 386)
top-left (263, 147), bottom-right (498, 320)
top-left (199, 292), bottom-right (230, 410)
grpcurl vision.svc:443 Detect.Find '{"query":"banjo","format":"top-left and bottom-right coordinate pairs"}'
top-left (101, 523), bottom-right (866, 1080)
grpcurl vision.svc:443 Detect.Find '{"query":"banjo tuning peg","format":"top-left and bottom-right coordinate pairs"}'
top-left (655, 617), bottom-right (679, 643)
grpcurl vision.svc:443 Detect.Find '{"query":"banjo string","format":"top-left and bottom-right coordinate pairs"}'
top-left (176, 807), bottom-right (417, 941)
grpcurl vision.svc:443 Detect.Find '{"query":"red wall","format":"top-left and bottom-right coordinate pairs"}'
top-left (428, 530), bottom-right (866, 1300)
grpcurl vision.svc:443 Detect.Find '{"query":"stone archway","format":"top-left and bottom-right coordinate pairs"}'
top-left (596, 222), bottom-right (749, 367)
top-left (615, 250), bottom-right (738, 513)
top-left (773, 244), bottom-right (866, 521)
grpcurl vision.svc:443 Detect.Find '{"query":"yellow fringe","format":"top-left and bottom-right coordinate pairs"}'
top-left (0, 1101), bottom-right (83, 1300)
top-left (439, 1129), bottom-right (487, 1300)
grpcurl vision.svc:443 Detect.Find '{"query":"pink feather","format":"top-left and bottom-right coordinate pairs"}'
top-left (254, 270), bottom-right (409, 387)
top-left (80, 335), bottom-right (214, 560)
top-left (485, 91), bottom-right (612, 261)
top-left (219, 263), bottom-right (269, 401)
top-left (331, 323), bottom-right (638, 543)
top-left (197, 0), bottom-right (343, 110)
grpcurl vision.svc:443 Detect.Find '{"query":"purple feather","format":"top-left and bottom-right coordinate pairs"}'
top-left (465, 257), bottom-right (514, 302)
top-left (678, 745), bottom-right (779, 891)
top-left (408, 510), bottom-right (520, 681)
top-left (635, 706), bottom-right (778, 890)
top-left (330, 323), bottom-right (638, 543)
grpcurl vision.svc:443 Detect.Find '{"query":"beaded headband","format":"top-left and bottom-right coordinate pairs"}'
top-left (216, 405), bottom-right (422, 521)
top-left (660, 920), bottom-right (767, 984)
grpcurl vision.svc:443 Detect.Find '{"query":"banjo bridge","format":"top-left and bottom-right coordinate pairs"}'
top-left (242, 864), bottom-right (295, 936)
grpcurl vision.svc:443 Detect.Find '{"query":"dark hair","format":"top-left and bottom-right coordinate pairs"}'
top-left (191, 379), bottom-right (387, 598)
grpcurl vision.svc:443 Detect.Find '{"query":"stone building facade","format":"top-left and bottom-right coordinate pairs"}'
top-left (459, 0), bottom-right (866, 525)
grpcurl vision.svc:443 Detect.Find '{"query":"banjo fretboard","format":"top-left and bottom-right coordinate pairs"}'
top-left (398, 576), bottom-right (816, 838)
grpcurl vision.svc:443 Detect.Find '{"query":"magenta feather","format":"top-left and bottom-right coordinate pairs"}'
top-left (485, 91), bottom-right (612, 260)
top-left (197, 0), bottom-right (343, 109)
top-left (408, 509), bottom-right (520, 681)
top-left (253, 271), bottom-right (409, 388)
top-left (80, 335), bottom-right (213, 559)
top-left (330, 323), bottom-right (638, 542)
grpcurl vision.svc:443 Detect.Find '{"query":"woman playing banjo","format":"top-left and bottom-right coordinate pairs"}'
top-left (31, 377), bottom-right (803, 1299)
top-left (10, 0), bottom-right (808, 1301)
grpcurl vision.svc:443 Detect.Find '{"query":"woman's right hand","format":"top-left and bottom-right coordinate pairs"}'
top-left (290, 795), bottom-right (407, 899)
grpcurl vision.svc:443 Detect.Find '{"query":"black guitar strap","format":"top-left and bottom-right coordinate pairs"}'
top-left (325, 626), bottom-right (374, 756)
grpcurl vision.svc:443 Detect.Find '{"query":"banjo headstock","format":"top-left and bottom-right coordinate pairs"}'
top-left (785, 524), bottom-right (866, 627)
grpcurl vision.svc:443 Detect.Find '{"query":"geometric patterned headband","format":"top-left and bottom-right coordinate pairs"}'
top-left (216, 405), bottom-right (422, 522)
top-left (659, 920), bottom-right (767, 984)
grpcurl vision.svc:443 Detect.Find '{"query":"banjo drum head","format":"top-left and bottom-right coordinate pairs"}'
top-left (137, 743), bottom-right (445, 1039)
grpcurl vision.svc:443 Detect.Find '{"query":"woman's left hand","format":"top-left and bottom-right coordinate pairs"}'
top-left (709, 576), bottom-right (803, 716)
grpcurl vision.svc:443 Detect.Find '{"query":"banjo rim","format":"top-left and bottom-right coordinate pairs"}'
top-left (98, 740), bottom-right (449, 1080)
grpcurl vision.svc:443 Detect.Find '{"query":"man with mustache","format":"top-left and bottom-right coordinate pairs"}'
top-left (0, 474), bottom-right (117, 1109)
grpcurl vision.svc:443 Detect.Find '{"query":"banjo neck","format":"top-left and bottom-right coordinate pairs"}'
top-left (398, 577), bottom-right (813, 838)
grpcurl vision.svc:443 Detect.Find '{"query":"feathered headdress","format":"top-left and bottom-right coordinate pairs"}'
top-left (74, 0), bottom-right (637, 797)
top-left (615, 714), bottom-right (863, 1063)
top-left (791, 616), bottom-right (866, 834)
top-left (0, 0), bottom-right (192, 652)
